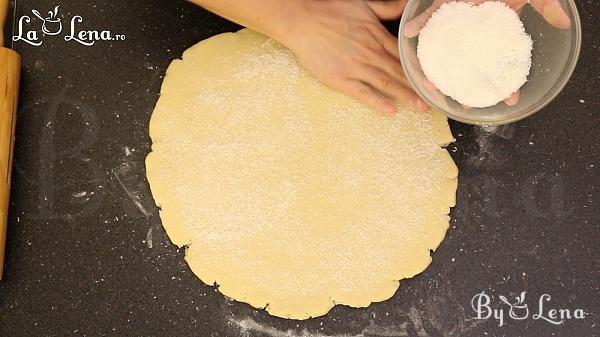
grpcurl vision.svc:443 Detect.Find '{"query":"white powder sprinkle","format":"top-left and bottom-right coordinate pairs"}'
top-left (417, 1), bottom-right (533, 107)
top-left (147, 30), bottom-right (458, 318)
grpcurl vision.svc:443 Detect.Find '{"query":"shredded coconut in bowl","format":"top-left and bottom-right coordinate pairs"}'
top-left (417, 1), bottom-right (533, 108)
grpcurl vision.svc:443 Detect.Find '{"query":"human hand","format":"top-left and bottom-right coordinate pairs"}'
top-left (280, 0), bottom-right (429, 115)
top-left (404, 0), bottom-right (571, 107)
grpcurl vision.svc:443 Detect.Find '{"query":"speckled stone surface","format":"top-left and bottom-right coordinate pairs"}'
top-left (0, 1), bottom-right (598, 336)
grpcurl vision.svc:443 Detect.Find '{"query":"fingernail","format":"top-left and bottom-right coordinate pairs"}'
top-left (414, 99), bottom-right (430, 111)
top-left (385, 104), bottom-right (398, 115)
top-left (404, 24), bottom-right (418, 38)
top-left (423, 79), bottom-right (437, 92)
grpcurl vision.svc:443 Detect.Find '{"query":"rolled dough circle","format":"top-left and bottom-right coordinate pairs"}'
top-left (146, 29), bottom-right (458, 319)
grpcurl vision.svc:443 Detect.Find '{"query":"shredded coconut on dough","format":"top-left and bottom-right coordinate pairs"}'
top-left (146, 29), bottom-right (458, 320)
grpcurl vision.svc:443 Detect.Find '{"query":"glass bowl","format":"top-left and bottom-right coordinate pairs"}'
top-left (398, 0), bottom-right (582, 126)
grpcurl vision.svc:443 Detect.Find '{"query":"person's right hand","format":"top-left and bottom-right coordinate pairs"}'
top-left (279, 0), bottom-right (429, 115)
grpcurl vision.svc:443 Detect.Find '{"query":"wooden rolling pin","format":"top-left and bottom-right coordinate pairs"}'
top-left (0, 0), bottom-right (20, 279)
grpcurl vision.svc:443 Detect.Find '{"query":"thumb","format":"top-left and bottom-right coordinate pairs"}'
top-left (530, 0), bottom-right (571, 29)
top-left (367, 0), bottom-right (408, 20)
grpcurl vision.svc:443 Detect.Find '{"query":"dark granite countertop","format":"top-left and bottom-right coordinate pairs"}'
top-left (0, 0), bottom-right (598, 336)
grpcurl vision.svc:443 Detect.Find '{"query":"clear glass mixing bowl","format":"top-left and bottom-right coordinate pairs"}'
top-left (398, 0), bottom-right (582, 126)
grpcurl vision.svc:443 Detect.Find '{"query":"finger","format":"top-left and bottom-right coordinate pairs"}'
top-left (379, 28), bottom-right (401, 60)
top-left (367, 0), bottom-right (408, 20)
top-left (369, 42), bottom-right (410, 86)
top-left (423, 78), bottom-right (437, 92)
top-left (423, 78), bottom-right (446, 106)
top-left (338, 79), bottom-right (397, 115)
top-left (504, 91), bottom-right (520, 106)
top-left (504, 0), bottom-right (528, 11)
top-left (379, 51), bottom-right (411, 87)
top-left (364, 23), bottom-right (405, 73)
top-left (529, 0), bottom-right (571, 29)
top-left (357, 64), bottom-right (424, 110)
top-left (358, 65), bottom-right (429, 111)
top-left (363, 22), bottom-right (401, 60)
top-left (404, 0), bottom-right (497, 38)
top-left (361, 27), bottom-right (408, 84)
top-left (404, 2), bottom-right (442, 38)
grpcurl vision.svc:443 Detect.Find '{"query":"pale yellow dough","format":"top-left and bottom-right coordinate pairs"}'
top-left (146, 29), bottom-right (458, 319)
